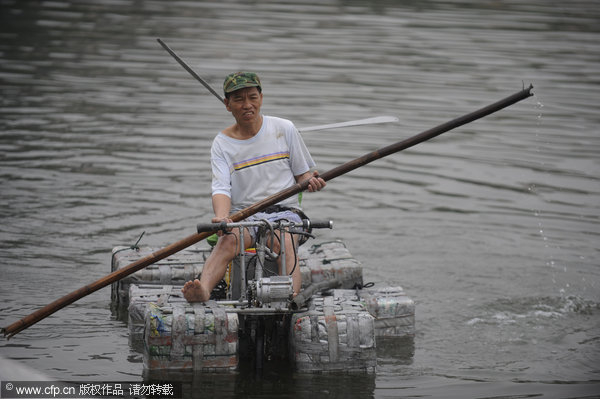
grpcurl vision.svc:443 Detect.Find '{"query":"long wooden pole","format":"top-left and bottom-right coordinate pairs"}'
top-left (157, 38), bottom-right (399, 134)
top-left (1, 85), bottom-right (533, 339)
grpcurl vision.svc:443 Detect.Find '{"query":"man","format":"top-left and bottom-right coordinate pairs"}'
top-left (182, 71), bottom-right (326, 303)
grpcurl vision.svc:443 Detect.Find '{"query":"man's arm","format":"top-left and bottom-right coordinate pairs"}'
top-left (212, 193), bottom-right (232, 222)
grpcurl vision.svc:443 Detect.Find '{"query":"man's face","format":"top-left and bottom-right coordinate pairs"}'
top-left (225, 87), bottom-right (263, 124)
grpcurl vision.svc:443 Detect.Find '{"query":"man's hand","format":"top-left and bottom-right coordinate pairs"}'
top-left (211, 216), bottom-right (233, 236)
top-left (304, 170), bottom-right (326, 192)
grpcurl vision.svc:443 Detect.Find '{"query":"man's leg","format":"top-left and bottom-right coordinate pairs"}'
top-left (280, 233), bottom-right (301, 295)
top-left (182, 230), bottom-right (251, 302)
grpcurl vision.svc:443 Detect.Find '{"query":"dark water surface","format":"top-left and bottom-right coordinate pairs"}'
top-left (1, 1), bottom-right (599, 398)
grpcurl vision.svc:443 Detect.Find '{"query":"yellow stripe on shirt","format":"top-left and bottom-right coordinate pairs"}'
top-left (232, 151), bottom-right (290, 172)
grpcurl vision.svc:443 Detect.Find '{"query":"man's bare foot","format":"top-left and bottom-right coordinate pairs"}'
top-left (182, 279), bottom-right (209, 302)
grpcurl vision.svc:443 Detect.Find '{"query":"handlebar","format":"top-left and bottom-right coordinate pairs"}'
top-left (197, 219), bottom-right (333, 234)
top-left (303, 219), bottom-right (333, 230)
top-left (196, 221), bottom-right (229, 233)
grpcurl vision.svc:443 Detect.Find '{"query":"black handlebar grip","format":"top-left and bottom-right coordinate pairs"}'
top-left (305, 220), bottom-right (333, 229)
top-left (197, 221), bottom-right (227, 233)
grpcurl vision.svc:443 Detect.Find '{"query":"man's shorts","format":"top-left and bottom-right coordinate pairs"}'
top-left (245, 209), bottom-right (302, 243)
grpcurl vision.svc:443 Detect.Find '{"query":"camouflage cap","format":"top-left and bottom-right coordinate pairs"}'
top-left (223, 71), bottom-right (262, 95)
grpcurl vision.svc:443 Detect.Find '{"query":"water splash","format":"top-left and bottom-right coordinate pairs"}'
top-left (527, 95), bottom-right (574, 296)
top-left (466, 295), bottom-right (599, 326)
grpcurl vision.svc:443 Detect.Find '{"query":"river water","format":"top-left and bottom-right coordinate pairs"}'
top-left (1, 0), bottom-right (599, 398)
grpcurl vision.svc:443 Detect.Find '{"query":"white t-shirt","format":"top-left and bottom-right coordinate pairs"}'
top-left (211, 115), bottom-right (316, 211)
